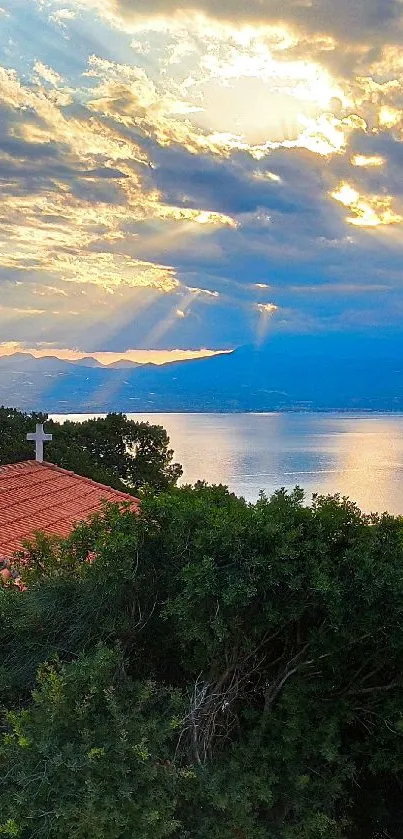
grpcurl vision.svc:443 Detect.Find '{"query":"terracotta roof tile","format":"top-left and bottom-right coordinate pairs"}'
top-left (0, 461), bottom-right (140, 559)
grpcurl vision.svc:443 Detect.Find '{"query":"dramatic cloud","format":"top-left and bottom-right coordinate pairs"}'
top-left (0, 0), bottom-right (402, 356)
top-left (79, 0), bottom-right (403, 45)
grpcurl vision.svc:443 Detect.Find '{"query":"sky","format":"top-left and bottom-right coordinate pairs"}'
top-left (0, 0), bottom-right (403, 364)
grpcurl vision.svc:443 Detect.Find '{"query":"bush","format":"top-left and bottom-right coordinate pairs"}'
top-left (1, 484), bottom-right (403, 837)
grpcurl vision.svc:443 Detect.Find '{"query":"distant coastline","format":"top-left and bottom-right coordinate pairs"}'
top-left (49, 408), bottom-right (403, 416)
top-left (2, 346), bottom-right (403, 415)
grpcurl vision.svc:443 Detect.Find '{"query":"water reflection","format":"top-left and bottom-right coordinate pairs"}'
top-left (51, 412), bottom-right (403, 514)
top-left (319, 416), bottom-right (403, 513)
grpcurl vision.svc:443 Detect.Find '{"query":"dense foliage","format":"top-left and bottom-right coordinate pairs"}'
top-left (1, 483), bottom-right (403, 837)
top-left (0, 407), bottom-right (182, 492)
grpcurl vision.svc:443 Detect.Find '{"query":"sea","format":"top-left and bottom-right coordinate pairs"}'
top-left (50, 412), bottom-right (403, 516)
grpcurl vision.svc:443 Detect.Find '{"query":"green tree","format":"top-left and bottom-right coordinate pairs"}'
top-left (0, 407), bottom-right (46, 465)
top-left (1, 485), bottom-right (403, 837)
top-left (0, 407), bottom-right (182, 493)
top-left (0, 647), bottom-right (185, 839)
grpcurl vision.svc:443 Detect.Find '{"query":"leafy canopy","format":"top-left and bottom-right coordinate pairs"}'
top-left (1, 484), bottom-right (403, 837)
top-left (0, 407), bottom-right (182, 492)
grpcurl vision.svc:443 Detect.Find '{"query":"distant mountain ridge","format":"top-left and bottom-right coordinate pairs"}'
top-left (0, 353), bottom-right (143, 370)
top-left (0, 335), bottom-right (402, 412)
top-left (69, 357), bottom-right (105, 368)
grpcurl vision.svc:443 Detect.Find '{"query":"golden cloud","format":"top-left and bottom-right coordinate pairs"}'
top-left (54, 252), bottom-right (180, 292)
top-left (4, 1), bottom-right (403, 351)
top-left (351, 154), bottom-right (384, 167)
top-left (83, 32), bottom-right (353, 158)
top-left (256, 302), bottom-right (278, 314)
top-left (379, 105), bottom-right (402, 129)
top-left (0, 305), bottom-right (46, 318)
top-left (331, 182), bottom-right (403, 227)
top-left (64, 0), bottom-right (403, 49)
top-left (0, 57), bottom-right (240, 305)
top-left (33, 61), bottom-right (62, 86)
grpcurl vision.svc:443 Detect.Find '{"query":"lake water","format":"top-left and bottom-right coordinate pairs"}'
top-left (51, 413), bottom-right (403, 515)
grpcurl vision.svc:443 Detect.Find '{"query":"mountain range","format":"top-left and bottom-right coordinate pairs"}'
top-left (0, 333), bottom-right (402, 413)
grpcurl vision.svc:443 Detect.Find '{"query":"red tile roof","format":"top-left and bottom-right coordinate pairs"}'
top-left (0, 461), bottom-right (140, 560)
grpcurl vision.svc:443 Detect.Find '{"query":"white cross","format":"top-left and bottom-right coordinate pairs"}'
top-left (26, 423), bottom-right (53, 463)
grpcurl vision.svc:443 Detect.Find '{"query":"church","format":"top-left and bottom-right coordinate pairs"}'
top-left (0, 423), bottom-right (139, 581)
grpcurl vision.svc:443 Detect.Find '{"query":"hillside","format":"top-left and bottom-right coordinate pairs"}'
top-left (0, 335), bottom-right (402, 412)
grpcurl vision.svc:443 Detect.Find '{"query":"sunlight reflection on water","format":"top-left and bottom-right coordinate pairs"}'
top-left (51, 412), bottom-right (403, 515)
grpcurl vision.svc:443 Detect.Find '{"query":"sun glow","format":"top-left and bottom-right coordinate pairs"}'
top-left (332, 184), bottom-right (360, 207)
top-left (0, 343), bottom-right (231, 366)
top-left (187, 41), bottom-right (347, 149)
top-left (379, 106), bottom-right (401, 128)
top-left (97, 16), bottom-right (350, 155)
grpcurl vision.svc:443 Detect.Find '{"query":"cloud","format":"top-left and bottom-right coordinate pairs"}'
top-left (256, 302), bottom-right (278, 314)
top-left (331, 183), bottom-right (403, 226)
top-left (49, 7), bottom-right (77, 25)
top-left (0, 59), bottom-right (235, 305)
top-left (351, 155), bottom-right (384, 167)
top-left (1, 0), bottom-right (403, 353)
top-left (33, 61), bottom-right (62, 86)
top-left (83, 0), bottom-right (403, 46)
